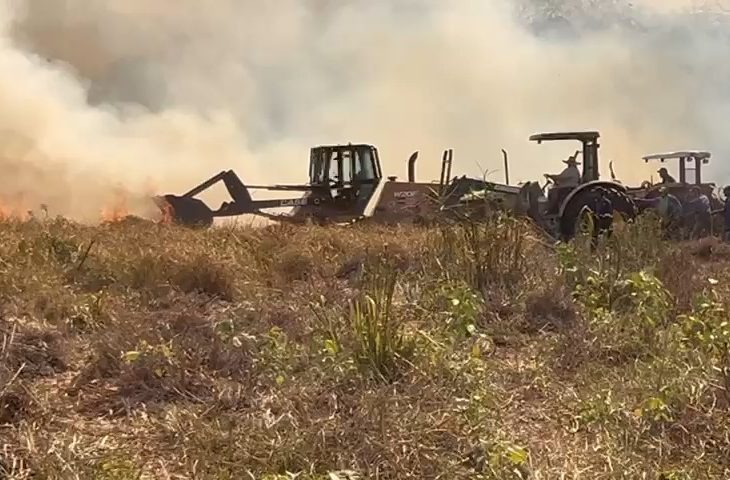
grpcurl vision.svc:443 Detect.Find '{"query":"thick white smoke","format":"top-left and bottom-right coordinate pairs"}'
top-left (1, 0), bottom-right (729, 220)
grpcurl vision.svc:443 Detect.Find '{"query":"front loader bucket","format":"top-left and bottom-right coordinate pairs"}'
top-left (152, 169), bottom-right (256, 227)
top-left (153, 194), bottom-right (215, 227)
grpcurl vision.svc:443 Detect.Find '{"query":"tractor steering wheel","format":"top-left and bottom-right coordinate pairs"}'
top-left (640, 180), bottom-right (653, 189)
top-left (542, 174), bottom-right (554, 193)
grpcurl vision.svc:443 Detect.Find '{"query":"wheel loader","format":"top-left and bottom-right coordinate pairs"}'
top-left (153, 143), bottom-right (522, 228)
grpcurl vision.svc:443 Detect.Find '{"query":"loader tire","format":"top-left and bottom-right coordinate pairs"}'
top-left (560, 186), bottom-right (637, 240)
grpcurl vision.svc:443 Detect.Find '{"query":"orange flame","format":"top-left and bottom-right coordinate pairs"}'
top-left (161, 201), bottom-right (175, 224)
top-left (100, 189), bottom-right (130, 223)
top-left (143, 180), bottom-right (176, 225)
top-left (152, 196), bottom-right (175, 224)
top-left (0, 193), bottom-right (31, 222)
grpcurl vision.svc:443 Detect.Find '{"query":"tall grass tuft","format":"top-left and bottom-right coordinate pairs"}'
top-left (431, 214), bottom-right (544, 311)
top-left (349, 254), bottom-right (414, 383)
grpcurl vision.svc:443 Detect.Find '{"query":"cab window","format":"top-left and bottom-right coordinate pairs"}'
top-left (354, 148), bottom-right (376, 182)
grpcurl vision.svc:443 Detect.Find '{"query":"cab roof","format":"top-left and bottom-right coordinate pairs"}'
top-left (529, 131), bottom-right (600, 143)
top-left (642, 151), bottom-right (711, 162)
top-left (311, 143), bottom-right (377, 150)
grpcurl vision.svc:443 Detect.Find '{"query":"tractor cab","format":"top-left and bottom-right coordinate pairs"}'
top-left (530, 131), bottom-right (601, 214)
top-left (641, 151), bottom-right (711, 185)
top-left (639, 151), bottom-right (717, 204)
top-left (531, 131), bottom-right (601, 184)
top-left (513, 130), bottom-right (634, 240)
top-left (305, 144), bottom-right (384, 212)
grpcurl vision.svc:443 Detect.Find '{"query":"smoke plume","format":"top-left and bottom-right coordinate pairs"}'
top-left (1, 0), bottom-right (729, 221)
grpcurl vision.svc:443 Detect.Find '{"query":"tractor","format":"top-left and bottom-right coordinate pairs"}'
top-left (625, 150), bottom-right (722, 208)
top-left (461, 131), bottom-right (638, 240)
top-left (622, 150), bottom-right (725, 235)
top-left (153, 143), bottom-right (519, 228)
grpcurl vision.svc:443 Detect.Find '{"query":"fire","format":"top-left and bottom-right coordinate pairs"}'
top-left (144, 179), bottom-right (176, 225)
top-left (160, 200), bottom-right (175, 224)
top-left (100, 189), bottom-right (130, 223)
top-left (0, 194), bottom-right (31, 222)
top-left (0, 204), bottom-right (30, 221)
top-left (153, 196), bottom-right (176, 224)
top-left (99, 180), bottom-right (177, 225)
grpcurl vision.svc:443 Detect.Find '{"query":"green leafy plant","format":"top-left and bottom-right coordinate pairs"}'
top-left (122, 339), bottom-right (176, 379)
top-left (678, 287), bottom-right (730, 401)
top-left (470, 440), bottom-right (531, 479)
top-left (574, 390), bottom-right (626, 429)
top-left (94, 455), bottom-right (142, 480)
top-left (440, 281), bottom-right (483, 337)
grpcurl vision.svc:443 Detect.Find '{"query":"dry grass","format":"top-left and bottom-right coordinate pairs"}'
top-left (0, 214), bottom-right (729, 479)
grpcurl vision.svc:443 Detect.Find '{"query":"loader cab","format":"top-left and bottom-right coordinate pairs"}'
top-left (308, 143), bottom-right (383, 210)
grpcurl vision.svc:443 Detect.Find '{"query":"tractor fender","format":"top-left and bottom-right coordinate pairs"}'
top-left (558, 180), bottom-right (628, 219)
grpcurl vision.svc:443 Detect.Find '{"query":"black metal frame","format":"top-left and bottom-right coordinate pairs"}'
top-left (529, 131), bottom-right (601, 183)
top-left (643, 153), bottom-right (711, 185)
top-left (308, 144), bottom-right (382, 188)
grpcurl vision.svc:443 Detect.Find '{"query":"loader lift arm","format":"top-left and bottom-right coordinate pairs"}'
top-left (167, 169), bottom-right (337, 219)
top-left (154, 143), bottom-right (386, 226)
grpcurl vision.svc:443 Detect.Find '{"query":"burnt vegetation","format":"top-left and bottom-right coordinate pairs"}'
top-left (0, 215), bottom-right (729, 479)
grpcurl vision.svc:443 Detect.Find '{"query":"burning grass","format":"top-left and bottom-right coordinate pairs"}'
top-left (0, 214), bottom-right (729, 478)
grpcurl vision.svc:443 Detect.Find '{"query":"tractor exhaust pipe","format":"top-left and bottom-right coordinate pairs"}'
top-left (439, 149), bottom-right (454, 197)
top-left (502, 149), bottom-right (510, 185)
top-left (440, 149), bottom-right (453, 184)
top-left (407, 151), bottom-right (418, 182)
top-left (447, 149), bottom-right (453, 181)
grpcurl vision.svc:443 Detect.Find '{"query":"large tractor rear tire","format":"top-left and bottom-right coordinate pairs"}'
top-left (559, 185), bottom-right (637, 240)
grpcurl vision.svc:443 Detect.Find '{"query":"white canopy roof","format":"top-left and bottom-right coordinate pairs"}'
top-left (642, 151), bottom-right (711, 161)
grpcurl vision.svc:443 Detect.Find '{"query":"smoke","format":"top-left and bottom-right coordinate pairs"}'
top-left (1, 0), bottom-right (730, 221)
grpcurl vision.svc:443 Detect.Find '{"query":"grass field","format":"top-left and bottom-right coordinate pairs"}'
top-left (1, 213), bottom-right (730, 479)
